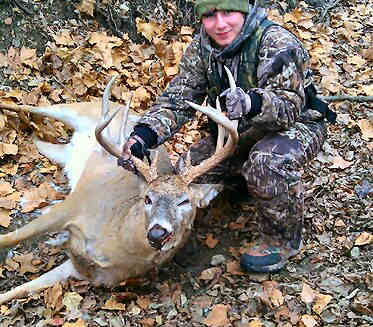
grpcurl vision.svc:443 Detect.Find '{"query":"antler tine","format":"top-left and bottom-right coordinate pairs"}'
top-left (215, 97), bottom-right (225, 152)
top-left (96, 75), bottom-right (126, 158)
top-left (183, 100), bottom-right (238, 185)
top-left (118, 93), bottom-right (133, 146)
top-left (95, 108), bottom-right (123, 158)
top-left (224, 65), bottom-right (236, 91)
top-left (180, 66), bottom-right (239, 184)
top-left (131, 151), bottom-right (159, 183)
top-left (102, 75), bottom-right (119, 119)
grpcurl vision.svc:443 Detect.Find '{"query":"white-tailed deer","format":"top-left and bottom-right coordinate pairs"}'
top-left (0, 68), bottom-right (238, 305)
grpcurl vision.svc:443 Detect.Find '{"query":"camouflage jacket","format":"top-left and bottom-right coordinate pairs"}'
top-left (136, 6), bottom-right (323, 147)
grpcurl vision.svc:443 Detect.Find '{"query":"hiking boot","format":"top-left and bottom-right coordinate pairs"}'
top-left (240, 234), bottom-right (302, 273)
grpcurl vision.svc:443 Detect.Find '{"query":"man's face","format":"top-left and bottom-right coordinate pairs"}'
top-left (202, 10), bottom-right (245, 47)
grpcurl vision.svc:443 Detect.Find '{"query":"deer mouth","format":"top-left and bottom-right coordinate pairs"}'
top-left (147, 224), bottom-right (173, 250)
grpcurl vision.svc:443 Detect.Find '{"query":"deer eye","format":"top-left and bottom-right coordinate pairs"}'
top-left (177, 199), bottom-right (190, 207)
top-left (144, 196), bottom-right (152, 205)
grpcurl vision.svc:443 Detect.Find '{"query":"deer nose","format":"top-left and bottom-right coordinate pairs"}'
top-left (147, 224), bottom-right (170, 249)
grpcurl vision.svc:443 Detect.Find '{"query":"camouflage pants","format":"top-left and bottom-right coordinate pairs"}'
top-left (179, 120), bottom-right (327, 243)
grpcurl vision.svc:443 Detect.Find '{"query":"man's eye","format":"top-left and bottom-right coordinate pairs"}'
top-left (177, 199), bottom-right (190, 207)
top-left (203, 9), bottom-right (216, 18)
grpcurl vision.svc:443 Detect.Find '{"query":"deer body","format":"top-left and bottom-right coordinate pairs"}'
top-left (0, 71), bottom-right (238, 304)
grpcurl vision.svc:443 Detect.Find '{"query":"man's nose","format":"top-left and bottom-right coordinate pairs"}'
top-left (215, 12), bottom-right (228, 29)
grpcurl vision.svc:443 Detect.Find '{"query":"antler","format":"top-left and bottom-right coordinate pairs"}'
top-left (95, 76), bottom-right (159, 183)
top-left (182, 66), bottom-right (239, 185)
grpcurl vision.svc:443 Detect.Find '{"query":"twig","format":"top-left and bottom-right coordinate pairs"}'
top-left (39, 11), bottom-right (56, 41)
top-left (319, 0), bottom-right (341, 23)
top-left (319, 95), bottom-right (373, 103)
top-left (52, 76), bottom-right (79, 101)
top-left (108, 6), bottom-right (118, 33)
top-left (10, 0), bottom-right (34, 16)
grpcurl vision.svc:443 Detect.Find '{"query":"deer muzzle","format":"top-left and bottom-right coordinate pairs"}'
top-left (147, 224), bottom-right (172, 250)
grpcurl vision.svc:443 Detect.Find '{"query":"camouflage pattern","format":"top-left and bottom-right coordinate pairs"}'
top-left (135, 6), bottom-right (328, 242)
top-left (177, 120), bottom-right (327, 243)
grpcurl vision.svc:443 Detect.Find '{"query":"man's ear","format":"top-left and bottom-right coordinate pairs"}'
top-left (190, 183), bottom-right (224, 208)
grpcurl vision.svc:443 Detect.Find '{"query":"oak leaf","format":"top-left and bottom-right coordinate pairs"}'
top-left (301, 283), bottom-right (315, 304)
top-left (357, 119), bottom-right (373, 141)
top-left (102, 298), bottom-right (126, 311)
top-left (313, 294), bottom-right (332, 314)
top-left (300, 314), bottom-right (318, 327)
top-left (0, 208), bottom-right (11, 228)
top-left (205, 233), bottom-right (219, 248)
top-left (204, 304), bottom-right (230, 327)
top-left (354, 232), bottom-right (373, 246)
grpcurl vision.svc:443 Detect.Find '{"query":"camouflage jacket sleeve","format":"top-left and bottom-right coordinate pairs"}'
top-left (136, 35), bottom-right (208, 147)
top-left (249, 25), bottom-right (312, 131)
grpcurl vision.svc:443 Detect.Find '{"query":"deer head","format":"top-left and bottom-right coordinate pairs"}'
top-left (0, 67), bottom-right (239, 304)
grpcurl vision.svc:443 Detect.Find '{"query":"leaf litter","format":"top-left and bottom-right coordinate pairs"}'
top-left (0, 0), bottom-right (372, 326)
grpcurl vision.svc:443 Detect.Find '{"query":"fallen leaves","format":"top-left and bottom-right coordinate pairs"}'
top-left (354, 232), bottom-right (373, 246)
top-left (21, 181), bottom-right (65, 213)
top-left (300, 283), bottom-right (333, 315)
top-left (357, 119), bottom-right (373, 141)
top-left (203, 304), bottom-right (230, 327)
top-left (102, 298), bottom-right (126, 311)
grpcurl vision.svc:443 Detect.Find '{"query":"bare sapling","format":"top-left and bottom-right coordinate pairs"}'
top-left (0, 67), bottom-right (239, 305)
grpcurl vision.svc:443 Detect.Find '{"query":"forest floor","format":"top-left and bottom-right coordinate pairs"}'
top-left (0, 0), bottom-right (372, 326)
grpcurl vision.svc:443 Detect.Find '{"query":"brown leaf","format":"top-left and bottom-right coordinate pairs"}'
top-left (20, 47), bottom-right (37, 68)
top-left (199, 267), bottom-right (221, 281)
top-left (102, 298), bottom-right (126, 311)
top-left (312, 294), bottom-right (332, 314)
top-left (0, 208), bottom-right (11, 228)
top-left (136, 296), bottom-right (152, 310)
top-left (225, 260), bottom-right (244, 276)
top-left (357, 119), bottom-right (373, 141)
top-left (54, 31), bottom-right (75, 46)
top-left (0, 142), bottom-right (18, 156)
top-left (140, 318), bottom-right (155, 327)
top-left (263, 281), bottom-right (284, 307)
top-left (1, 304), bottom-right (10, 315)
top-left (204, 304), bottom-right (230, 327)
top-left (62, 292), bottom-right (83, 315)
top-left (62, 318), bottom-right (86, 327)
top-left (21, 181), bottom-right (64, 213)
top-left (0, 52), bottom-right (7, 67)
top-left (13, 252), bottom-right (40, 275)
top-left (300, 314), bottom-right (318, 327)
top-left (136, 19), bottom-right (167, 42)
top-left (0, 180), bottom-right (15, 196)
top-left (248, 319), bottom-right (263, 327)
top-left (354, 232), bottom-right (373, 246)
top-left (205, 233), bottom-right (219, 248)
top-left (76, 0), bottom-right (95, 17)
top-left (301, 283), bottom-right (315, 304)
top-left (44, 282), bottom-right (64, 311)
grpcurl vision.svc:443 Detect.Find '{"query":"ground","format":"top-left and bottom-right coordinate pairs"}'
top-left (0, 0), bottom-right (372, 326)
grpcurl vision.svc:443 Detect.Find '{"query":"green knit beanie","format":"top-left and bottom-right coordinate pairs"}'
top-left (195, 0), bottom-right (249, 19)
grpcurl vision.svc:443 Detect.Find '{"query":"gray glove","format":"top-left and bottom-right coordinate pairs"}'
top-left (221, 87), bottom-right (251, 120)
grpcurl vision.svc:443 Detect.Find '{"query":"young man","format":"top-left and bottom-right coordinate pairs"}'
top-left (121, 0), bottom-right (335, 273)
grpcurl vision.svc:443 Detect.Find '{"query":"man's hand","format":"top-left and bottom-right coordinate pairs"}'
top-left (221, 87), bottom-right (251, 120)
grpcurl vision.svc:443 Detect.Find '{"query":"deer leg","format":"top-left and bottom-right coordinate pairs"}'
top-left (0, 203), bottom-right (70, 248)
top-left (0, 259), bottom-right (82, 305)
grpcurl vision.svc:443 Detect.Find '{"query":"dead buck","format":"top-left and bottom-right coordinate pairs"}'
top-left (0, 68), bottom-right (238, 305)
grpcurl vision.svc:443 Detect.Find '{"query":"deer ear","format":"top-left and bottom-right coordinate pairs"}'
top-left (190, 184), bottom-right (224, 208)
